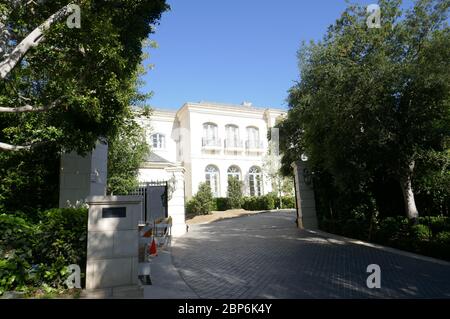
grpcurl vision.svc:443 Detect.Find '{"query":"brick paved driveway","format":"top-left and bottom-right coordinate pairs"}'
top-left (171, 211), bottom-right (450, 298)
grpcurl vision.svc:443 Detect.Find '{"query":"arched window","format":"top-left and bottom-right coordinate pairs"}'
top-left (151, 133), bottom-right (165, 149)
top-left (202, 123), bottom-right (218, 146)
top-left (225, 124), bottom-right (240, 148)
top-left (205, 165), bottom-right (220, 197)
top-left (227, 165), bottom-right (241, 180)
top-left (246, 126), bottom-right (260, 149)
top-left (248, 166), bottom-right (263, 196)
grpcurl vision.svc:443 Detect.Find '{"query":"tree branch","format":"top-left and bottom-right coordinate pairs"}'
top-left (0, 142), bottom-right (31, 151)
top-left (0, 98), bottom-right (61, 113)
top-left (0, 4), bottom-right (74, 79)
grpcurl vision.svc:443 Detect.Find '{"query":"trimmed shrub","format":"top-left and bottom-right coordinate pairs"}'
top-left (186, 183), bottom-right (214, 216)
top-left (242, 197), bottom-right (257, 211)
top-left (185, 198), bottom-right (199, 216)
top-left (214, 198), bottom-right (230, 211)
top-left (261, 194), bottom-right (275, 210)
top-left (428, 231), bottom-right (450, 260)
top-left (242, 194), bottom-right (276, 211)
top-left (227, 177), bottom-right (243, 209)
top-left (281, 196), bottom-right (296, 208)
top-left (374, 216), bottom-right (410, 246)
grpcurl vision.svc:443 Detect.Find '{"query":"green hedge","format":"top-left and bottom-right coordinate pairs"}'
top-left (320, 215), bottom-right (450, 261)
top-left (277, 196), bottom-right (296, 209)
top-left (242, 195), bottom-right (275, 211)
top-left (214, 198), bottom-right (230, 211)
top-left (193, 194), bottom-right (295, 213)
top-left (0, 208), bottom-right (88, 296)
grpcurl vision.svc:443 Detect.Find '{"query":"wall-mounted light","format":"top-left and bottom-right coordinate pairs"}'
top-left (301, 153), bottom-right (308, 162)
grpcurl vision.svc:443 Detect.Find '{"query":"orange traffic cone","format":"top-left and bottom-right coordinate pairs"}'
top-left (149, 238), bottom-right (158, 256)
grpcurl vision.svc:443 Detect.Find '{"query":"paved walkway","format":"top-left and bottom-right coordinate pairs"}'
top-left (169, 211), bottom-right (450, 299)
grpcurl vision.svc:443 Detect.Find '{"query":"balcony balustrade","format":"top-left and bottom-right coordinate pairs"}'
top-left (224, 139), bottom-right (243, 150)
top-left (202, 137), bottom-right (222, 150)
top-left (245, 140), bottom-right (264, 151)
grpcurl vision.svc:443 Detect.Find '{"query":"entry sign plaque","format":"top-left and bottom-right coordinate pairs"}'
top-left (102, 207), bottom-right (126, 218)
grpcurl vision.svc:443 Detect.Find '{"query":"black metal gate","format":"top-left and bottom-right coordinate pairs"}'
top-left (130, 181), bottom-right (168, 223)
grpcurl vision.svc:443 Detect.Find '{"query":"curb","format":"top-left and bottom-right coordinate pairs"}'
top-left (305, 228), bottom-right (450, 267)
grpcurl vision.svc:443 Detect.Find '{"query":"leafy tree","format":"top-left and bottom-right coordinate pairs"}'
top-left (279, 0), bottom-right (449, 220)
top-left (226, 176), bottom-right (243, 209)
top-left (107, 114), bottom-right (150, 195)
top-left (262, 149), bottom-right (295, 208)
top-left (0, 143), bottom-right (60, 218)
top-left (0, 1), bottom-right (168, 215)
top-left (0, 0), bottom-right (168, 153)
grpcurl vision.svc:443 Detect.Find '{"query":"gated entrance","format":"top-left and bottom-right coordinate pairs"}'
top-left (130, 181), bottom-right (168, 223)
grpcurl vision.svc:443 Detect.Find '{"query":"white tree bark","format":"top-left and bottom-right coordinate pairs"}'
top-left (0, 4), bottom-right (73, 79)
top-left (0, 98), bottom-right (61, 113)
top-left (401, 161), bottom-right (419, 220)
top-left (0, 142), bottom-right (31, 151)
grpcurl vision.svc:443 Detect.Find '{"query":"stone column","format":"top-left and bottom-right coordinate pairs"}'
top-left (165, 166), bottom-right (186, 237)
top-left (84, 195), bottom-right (143, 298)
top-left (59, 140), bottom-right (108, 207)
top-left (292, 161), bottom-right (318, 229)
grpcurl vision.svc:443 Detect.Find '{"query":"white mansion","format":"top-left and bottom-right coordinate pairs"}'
top-left (135, 101), bottom-right (286, 199)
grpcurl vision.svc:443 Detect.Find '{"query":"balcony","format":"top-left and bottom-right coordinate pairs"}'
top-left (202, 137), bottom-right (222, 151)
top-left (224, 139), bottom-right (243, 152)
top-left (245, 140), bottom-right (264, 152)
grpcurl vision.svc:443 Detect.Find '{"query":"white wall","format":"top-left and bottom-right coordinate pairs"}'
top-left (136, 110), bottom-right (177, 163)
top-left (138, 167), bottom-right (168, 183)
top-left (137, 103), bottom-right (286, 199)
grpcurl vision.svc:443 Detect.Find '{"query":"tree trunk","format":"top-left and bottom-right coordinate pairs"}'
top-left (400, 161), bottom-right (419, 220)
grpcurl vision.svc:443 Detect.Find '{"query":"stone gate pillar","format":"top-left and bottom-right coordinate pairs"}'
top-left (59, 140), bottom-right (108, 207)
top-left (292, 160), bottom-right (318, 229)
top-left (84, 195), bottom-right (143, 298)
top-left (166, 166), bottom-right (186, 237)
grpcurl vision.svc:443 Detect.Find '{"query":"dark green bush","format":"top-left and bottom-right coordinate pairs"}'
top-left (418, 216), bottom-right (450, 235)
top-left (410, 224), bottom-right (431, 241)
top-left (428, 231), bottom-right (450, 260)
top-left (34, 208), bottom-right (88, 288)
top-left (281, 196), bottom-right (296, 208)
top-left (242, 197), bottom-right (255, 210)
top-left (341, 218), bottom-right (369, 241)
top-left (214, 198), bottom-right (230, 211)
top-left (185, 198), bottom-right (198, 216)
top-left (261, 194), bottom-right (275, 210)
top-left (227, 177), bottom-right (243, 209)
top-left (374, 216), bottom-right (410, 246)
top-left (186, 183), bottom-right (214, 216)
top-left (0, 207), bottom-right (88, 295)
top-left (319, 218), bottom-right (342, 235)
top-left (370, 216), bottom-right (450, 260)
top-left (242, 195), bottom-right (276, 211)
top-left (0, 214), bottom-right (36, 295)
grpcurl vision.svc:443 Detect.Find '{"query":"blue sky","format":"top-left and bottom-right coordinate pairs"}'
top-left (140, 0), bottom-right (414, 110)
